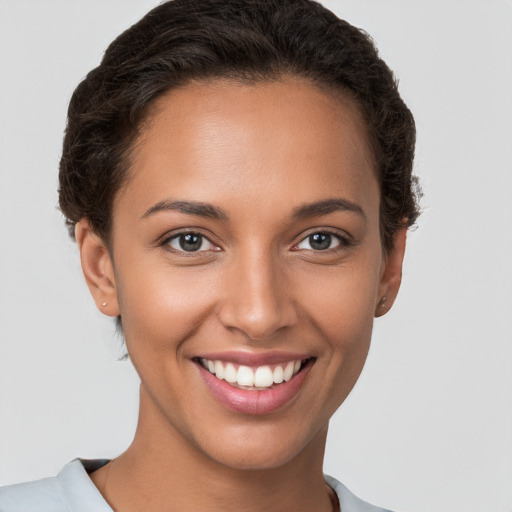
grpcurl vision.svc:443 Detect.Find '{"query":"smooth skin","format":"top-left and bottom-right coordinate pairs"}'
top-left (76, 77), bottom-right (406, 512)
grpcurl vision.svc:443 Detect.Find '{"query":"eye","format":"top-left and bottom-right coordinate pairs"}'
top-left (295, 232), bottom-right (346, 251)
top-left (165, 232), bottom-right (216, 252)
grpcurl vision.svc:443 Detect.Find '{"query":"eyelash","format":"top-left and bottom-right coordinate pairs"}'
top-left (292, 230), bottom-right (352, 252)
top-left (160, 230), bottom-right (219, 255)
top-left (160, 229), bottom-right (352, 255)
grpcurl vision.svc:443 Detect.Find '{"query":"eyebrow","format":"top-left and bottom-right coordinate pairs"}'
top-left (141, 200), bottom-right (229, 220)
top-left (292, 198), bottom-right (366, 220)
top-left (141, 197), bottom-right (365, 221)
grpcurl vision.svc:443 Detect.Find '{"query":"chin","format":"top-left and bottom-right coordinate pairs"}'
top-left (208, 443), bottom-right (306, 471)
top-left (192, 420), bottom-right (327, 472)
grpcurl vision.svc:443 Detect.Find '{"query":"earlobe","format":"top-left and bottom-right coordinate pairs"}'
top-left (75, 219), bottom-right (120, 317)
top-left (375, 228), bottom-right (407, 317)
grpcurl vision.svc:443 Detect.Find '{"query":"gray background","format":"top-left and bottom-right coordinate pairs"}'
top-left (1, 1), bottom-right (511, 511)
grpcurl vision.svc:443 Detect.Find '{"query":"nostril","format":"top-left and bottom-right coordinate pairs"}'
top-left (218, 304), bottom-right (298, 341)
top-left (216, 261), bottom-right (299, 339)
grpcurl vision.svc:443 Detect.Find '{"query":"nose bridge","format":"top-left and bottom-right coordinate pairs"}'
top-left (218, 243), bottom-right (298, 340)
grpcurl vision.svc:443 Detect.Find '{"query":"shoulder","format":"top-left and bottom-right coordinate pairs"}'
top-left (326, 475), bottom-right (395, 512)
top-left (0, 475), bottom-right (64, 512)
top-left (0, 459), bottom-right (112, 512)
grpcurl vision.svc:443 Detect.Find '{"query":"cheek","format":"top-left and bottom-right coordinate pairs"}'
top-left (294, 250), bottom-right (382, 405)
top-left (297, 256), bottom-right (381, 346)
top-left (114, 259), bottom-right (217, 354)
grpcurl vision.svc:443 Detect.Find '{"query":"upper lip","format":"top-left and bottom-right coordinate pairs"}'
top-left (195, 351), bottom-right (313, 366)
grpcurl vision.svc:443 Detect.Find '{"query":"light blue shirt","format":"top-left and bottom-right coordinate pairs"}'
top-left (0, 459), bottom-right (392, 512)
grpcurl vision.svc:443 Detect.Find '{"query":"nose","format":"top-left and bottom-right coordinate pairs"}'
top-left (217, 250), bottom-right (299, 341)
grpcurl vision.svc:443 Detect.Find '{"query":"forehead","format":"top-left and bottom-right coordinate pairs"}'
top-left (117, 77), bottom-right (379, 222)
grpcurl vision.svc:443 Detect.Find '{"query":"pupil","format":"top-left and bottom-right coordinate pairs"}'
top-left (310, 233), bottom-right (331, 250)
top-left (179, 233), bottom-right (202, 251)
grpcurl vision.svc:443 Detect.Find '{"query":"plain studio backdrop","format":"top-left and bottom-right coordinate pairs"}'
top-left (0, 1), bottom-right (511, 511)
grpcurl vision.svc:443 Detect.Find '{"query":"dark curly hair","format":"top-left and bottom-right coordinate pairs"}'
top-left (59, 0), bottom-right (420, 253)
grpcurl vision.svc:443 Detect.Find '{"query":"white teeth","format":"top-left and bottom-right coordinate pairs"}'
top-left (273, 365), bottom-right (284, 384)
top-left (237, 366), bottom-right (254, 386)
top-left (214, 360), bottom-right (224, 379)
top-left (283, 361), bottom-right (295, 381)
top-left (224, 363), bottom-right (237, 383)
top-left (254, 366), bottom-right (274, 387)
top-left (202, 358), bottom-right (307, 388)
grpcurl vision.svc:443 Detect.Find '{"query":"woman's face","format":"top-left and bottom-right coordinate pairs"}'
top-left (79, 77), bottom-right (404, 470)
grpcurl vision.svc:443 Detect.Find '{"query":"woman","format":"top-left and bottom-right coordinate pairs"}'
top-left (0, 0), bottom-right (419, 510)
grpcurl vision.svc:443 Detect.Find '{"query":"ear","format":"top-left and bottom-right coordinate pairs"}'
top-left (375, 228), bottom-right (407, 317)
top-left (75, 219), bottom-right (120, 317)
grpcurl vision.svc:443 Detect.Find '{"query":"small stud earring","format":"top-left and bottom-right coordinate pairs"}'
top-left (101, 301), bottom-right (108, 307)
top-left (379, 296), bottom-right (387, 309)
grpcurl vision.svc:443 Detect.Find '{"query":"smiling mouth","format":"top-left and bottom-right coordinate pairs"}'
top-left (194, 357), bottom-right (315, 391)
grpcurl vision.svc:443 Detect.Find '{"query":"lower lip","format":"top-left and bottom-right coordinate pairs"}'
top-left (197, 362), bottom-right (312, 415)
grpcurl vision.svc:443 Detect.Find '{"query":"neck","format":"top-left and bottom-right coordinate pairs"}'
top-left (92, 385), bottom-right (335, 512)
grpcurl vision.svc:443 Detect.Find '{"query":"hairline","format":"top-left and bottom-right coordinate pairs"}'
top-left (108, 72), bottom-right (380, 239)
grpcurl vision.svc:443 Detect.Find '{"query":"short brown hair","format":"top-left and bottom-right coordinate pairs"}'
top-left (59, 0), bottom-right (420, 253)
